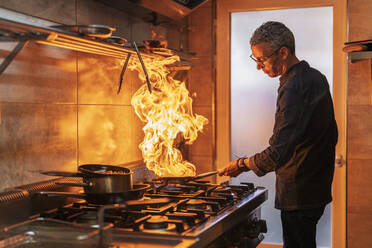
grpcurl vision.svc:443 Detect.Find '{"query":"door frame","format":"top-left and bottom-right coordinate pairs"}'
top-left (215, 1), bottom-right (347, 247)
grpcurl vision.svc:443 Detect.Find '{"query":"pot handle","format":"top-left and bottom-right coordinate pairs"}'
top-left (38, 191), bottom-right (87, 199)
top-left (55, 182), bottom-right (92, 187)
top-left (40, 171), bottom-right (85, 177)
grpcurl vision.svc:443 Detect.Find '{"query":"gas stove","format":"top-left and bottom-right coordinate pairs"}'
top-left (0, 178), bottom-right (268, 247)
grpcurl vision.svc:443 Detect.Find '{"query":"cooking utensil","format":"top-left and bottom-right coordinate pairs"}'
top-left (117, 53), bottom-right (131, 94)
top-left (157, 170), bottom-right (218, 183)
top-left (38, 184), bottom-right (150, 205)
top-left (50, 24), bottom-right (116, 39)
top-left (0, 41), bottom-right (27, 74)
top-left (133, 41), bottom-right (152, 94)
top-left (104, 35), bottom-right (127, 46)
top-left (40, 164), bottom-right (133, 193)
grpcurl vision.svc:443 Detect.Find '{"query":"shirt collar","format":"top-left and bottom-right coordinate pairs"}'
top-left (279, 60), bottom-right (308, 86)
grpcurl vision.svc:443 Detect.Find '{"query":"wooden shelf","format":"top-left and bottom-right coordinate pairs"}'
top-left (343, 39), bottom-right (372, 62)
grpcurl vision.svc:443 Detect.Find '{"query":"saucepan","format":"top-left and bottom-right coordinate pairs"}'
top-left (39, 164), bottom-right (151, 204)
top-left (39, 184), bottom-right (150, 205)
top-left (40, 164), bottom-right (133, 194)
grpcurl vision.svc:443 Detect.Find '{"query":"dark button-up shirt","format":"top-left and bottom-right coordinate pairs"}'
top-left (248, 60), bottom-right (338, 210)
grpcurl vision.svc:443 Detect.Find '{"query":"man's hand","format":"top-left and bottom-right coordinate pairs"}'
top-left (218, 159), bottom-right (249, 177)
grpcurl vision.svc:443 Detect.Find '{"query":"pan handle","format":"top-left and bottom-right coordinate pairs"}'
top-left (55, 182), bottom-right (92, 187)
top-left (38, 191), bottom-right (87, 199)
top-left (40, 171), bottom-right (85, 177)
top-left (193, 171), bottom-right (218, 180)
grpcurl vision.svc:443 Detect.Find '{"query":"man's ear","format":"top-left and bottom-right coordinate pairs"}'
top-left (280, 47), bottom-right (290, 60)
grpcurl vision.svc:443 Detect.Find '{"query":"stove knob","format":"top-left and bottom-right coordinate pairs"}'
top-left (241, 182), bottom-right (255, 190)
top-left (246, 219), bottom-right (267, 238)
top-left (255, 219), bottom-right (267, 233)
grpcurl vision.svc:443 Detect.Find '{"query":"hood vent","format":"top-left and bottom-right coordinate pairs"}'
top-left (96, 0), bottom-right (209, 21)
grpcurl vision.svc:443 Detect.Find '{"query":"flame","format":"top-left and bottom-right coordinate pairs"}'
top-left (151, 30), bottom-right (168, 48)
top-left (129, 55), bottom-right (208, 177)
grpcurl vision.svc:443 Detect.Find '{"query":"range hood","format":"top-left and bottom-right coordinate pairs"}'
top-left (96, 0), bottom-right (209, 21)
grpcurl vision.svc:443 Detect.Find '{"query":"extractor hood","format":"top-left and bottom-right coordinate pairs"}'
top-left (95, 0), bottom-right (209, 21)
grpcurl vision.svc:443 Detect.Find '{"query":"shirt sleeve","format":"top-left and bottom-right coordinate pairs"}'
top-left (249, 84), bottom-right (304, 176)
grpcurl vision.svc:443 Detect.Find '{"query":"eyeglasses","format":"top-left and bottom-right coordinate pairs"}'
top-left (250, 47), bottom-right (282, 66)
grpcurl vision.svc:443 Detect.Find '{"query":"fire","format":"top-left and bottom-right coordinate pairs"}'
top-left (129, 55), bottom-right (208, 177)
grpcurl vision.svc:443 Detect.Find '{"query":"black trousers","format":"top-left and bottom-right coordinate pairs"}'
top-left (281, 205), bottom-right (326, 248)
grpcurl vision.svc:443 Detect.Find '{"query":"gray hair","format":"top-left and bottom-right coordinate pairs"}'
top-left (250, 21), bottom-right (295, 55)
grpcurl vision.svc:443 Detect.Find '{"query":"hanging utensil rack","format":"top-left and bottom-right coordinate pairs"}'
top-left (0, 16), bottom-right (193, 94)
top-left (0, 16), bottom-right (151, 60)
top-left (0, 16), bottom-right (143, 93)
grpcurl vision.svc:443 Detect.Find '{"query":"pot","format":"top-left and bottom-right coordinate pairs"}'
top-left (38, 184), bottom-right (150, 205)
top-left (40, 164), bottom-right (133, 194)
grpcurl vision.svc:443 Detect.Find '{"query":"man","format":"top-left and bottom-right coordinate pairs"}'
top-left (218, 21), bottom-right (338, 248)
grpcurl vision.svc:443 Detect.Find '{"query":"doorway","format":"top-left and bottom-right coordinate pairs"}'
top-left (215, 1), bottom-right (347, 247)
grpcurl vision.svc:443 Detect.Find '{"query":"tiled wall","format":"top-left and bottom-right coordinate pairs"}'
top-left (347, 0), bottom-right (372, 247)
top-left (187, 1), bottom-right (215, 176)
top-left (0, 0), bottom-right (191, 190)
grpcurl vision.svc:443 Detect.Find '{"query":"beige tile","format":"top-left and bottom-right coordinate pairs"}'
top-left (348, 212), bottom-right (372, 248)
top-left (188, 2), bottom-right (212, 55)
top-left (166, 23), bottom-right (187, 51)
top-left (0, 103), bottom-right (77, 190)
top-left (132, 22), bottom-right (152, 43)
top-left (348, 60), bottom-right (372, 106)
top-left (189, 55), bottom-right (213, 106)
top-left (132, 109), bottom-right (145, 159)
top-left (348, 0), bottom-right (372, 42)
top-left (0, 0), bottom-right (76, 25)
top-left (188, 106), bottom-right (213, 157)
top-left (0, 42), bottom-right (77, 103)
top-left (187, 155), bottom-right (214, 181)
top-left (77, 0), bottom-right (132, 40)
top-left (348, 106), bottom-right (372, 159)
top-left (77, 105), bottom-right (141, 165)
top-left (348, 159), bottom-right (372, 213)
top-left (77, 52), bottom-right (133, 105)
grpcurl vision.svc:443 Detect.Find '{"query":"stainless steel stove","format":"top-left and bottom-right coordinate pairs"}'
top-left (0, 177), bottom-right (268, 247)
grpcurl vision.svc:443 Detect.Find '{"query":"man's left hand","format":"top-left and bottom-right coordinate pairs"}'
top-left (218, 159), bottom-right (249, 177)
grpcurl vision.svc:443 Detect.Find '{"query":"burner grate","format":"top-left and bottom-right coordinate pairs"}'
top-left (32, 181), bottom-right (261, 236)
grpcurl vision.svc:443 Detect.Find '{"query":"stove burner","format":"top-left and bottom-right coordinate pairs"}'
top-left (186, 199), bottom-right (207, 210)
top-left (143, 215), bottom-right (169, 230)
top-left (75, 211), bottom-right (98, 225)
top-left (164, 186), bottom-right (182, 191)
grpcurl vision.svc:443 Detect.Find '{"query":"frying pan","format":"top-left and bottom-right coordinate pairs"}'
top-left (40, 164), bottom-right (133, 194)
top-left (103, 36), bottom-right (128, 46)
top-left (156, 171), bottom-right (218, 183)
top-left (50, 24), bottom-right (115, 39)
top-left (38, 184), bottom-right (150, 205)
